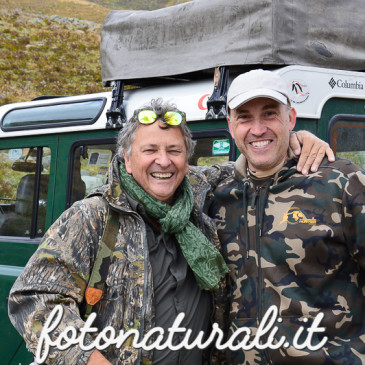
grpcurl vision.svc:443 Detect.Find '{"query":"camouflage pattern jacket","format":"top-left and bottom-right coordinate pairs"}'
top-left (8, 156), bottom-right (224, 365)
top-left (209, 152), bottom-right (365, 365)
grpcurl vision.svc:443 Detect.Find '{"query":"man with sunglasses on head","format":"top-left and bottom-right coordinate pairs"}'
top-left (9, 98), bottom-right (229, 365)
top-left (9, 97), bottom-right (333, 365)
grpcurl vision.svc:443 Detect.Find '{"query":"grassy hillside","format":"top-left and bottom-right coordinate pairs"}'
top-left (0, 0), bottom-right (192, 106)
top-left (0, 0), bottom-right (110, 106)
top-left (0, 0), bottom-right (110, 23)
top-left (0, 8), bottom-right (105, 105)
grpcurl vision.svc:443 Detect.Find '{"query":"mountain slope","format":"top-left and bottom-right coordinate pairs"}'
top-left (0, 0), bottom-right (110, 23)
top-left (0, 8), bottom-right (104, 105)
top-left (0, 0), bottom-right (192, 105)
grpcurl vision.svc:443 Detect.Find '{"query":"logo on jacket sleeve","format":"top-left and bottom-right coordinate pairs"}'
top-left (279, 207), bottom-right (317, 225)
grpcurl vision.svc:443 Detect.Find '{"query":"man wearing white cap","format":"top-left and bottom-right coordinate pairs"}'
top-left (209, 69), bottom-right (365, 364)
top-left (226, 69), bottom-right (297, 177)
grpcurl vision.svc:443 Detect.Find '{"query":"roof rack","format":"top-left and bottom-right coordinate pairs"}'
top-left (206, 66), bottom-right (229, 120)
top-left (106, 81), bottom-right (126, 129)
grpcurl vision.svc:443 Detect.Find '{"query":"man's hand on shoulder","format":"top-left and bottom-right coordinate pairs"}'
top-left (289, 130), bottom-right (335, 175)
top-left (87, 350), bottom-right (112, 365)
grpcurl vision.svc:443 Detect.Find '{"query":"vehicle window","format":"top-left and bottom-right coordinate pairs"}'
top-left (1, 98), bottom-right (106, 131)
top-left (70, 143), bottom-right (116, 206)
top-left (0, 147), bottom-right (50, 237)
top-left (328, 114), bottom-right (365, 169)
top-left (190, 129), bottom-right (234, 166)
top-left (191, 137), bottom-right (231, 166)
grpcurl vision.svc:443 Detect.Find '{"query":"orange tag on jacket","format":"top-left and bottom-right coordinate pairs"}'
top-left (85, 287), bottom-right (103, 305)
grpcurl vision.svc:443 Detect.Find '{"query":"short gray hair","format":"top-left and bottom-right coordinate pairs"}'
top-left (117, 98), bottom-right (196, 161)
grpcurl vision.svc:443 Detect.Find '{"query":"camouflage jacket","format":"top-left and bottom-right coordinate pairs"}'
top-left (8, 156), bottom-right (224, 365)
top-left (209, 152), bottom-right (365, 365)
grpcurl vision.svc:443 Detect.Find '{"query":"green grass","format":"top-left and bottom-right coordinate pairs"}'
top-left (0, 0), bottom-right (110, 23)
top-left (0, 0), bottom-right (192, 106)
top-left (0, 8), bottom-right (106, 105)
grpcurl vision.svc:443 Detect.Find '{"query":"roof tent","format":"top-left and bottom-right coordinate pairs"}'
top-left (100, 0), bottom-right (365, 86)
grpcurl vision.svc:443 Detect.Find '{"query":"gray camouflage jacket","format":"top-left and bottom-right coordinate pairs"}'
top-left (209, 152), bottom-right (365, 365)
top-left (8, 156), bottom-right (225, 365)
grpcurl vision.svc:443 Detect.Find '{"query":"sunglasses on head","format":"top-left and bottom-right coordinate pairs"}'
top-left (135, 109), bottom-right (186, 126)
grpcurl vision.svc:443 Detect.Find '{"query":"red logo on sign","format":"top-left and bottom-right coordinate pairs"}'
top-left (198, 94), bottom-right (210, 110)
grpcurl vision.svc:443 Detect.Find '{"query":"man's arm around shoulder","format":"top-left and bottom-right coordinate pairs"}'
top-left (189, 162), bottom-right (234, 189)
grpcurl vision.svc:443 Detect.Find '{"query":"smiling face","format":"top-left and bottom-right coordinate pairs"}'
top-left (123, 120), bottom-right (189, 204)
top-left (228, 97), bottom-right (296, 174)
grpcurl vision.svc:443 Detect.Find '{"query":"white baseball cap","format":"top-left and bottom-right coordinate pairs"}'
top-left (227, 69), bottom-right (290, 110)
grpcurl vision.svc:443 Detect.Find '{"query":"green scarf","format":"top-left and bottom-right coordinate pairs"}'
top-left (119, 165), bottom-right (228, 291)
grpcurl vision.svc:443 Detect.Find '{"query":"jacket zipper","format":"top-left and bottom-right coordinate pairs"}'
top-left (251, 186), bottom-right (272, 364)
top-left (251, 186), bottom-right (263, 319)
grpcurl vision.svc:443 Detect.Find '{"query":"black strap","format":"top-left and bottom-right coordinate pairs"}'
top-left (83, 205), bottom-right (119, 319)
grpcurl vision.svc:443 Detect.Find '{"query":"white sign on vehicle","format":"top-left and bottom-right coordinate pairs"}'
top-left (8, 149), bottom-right (22, 161)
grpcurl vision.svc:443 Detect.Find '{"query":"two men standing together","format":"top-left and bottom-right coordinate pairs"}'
top-left (9, 70), bottom-right (365, 364)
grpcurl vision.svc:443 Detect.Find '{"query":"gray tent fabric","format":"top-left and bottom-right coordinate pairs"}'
top-left (100, 0), bottom-right (365, 85)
